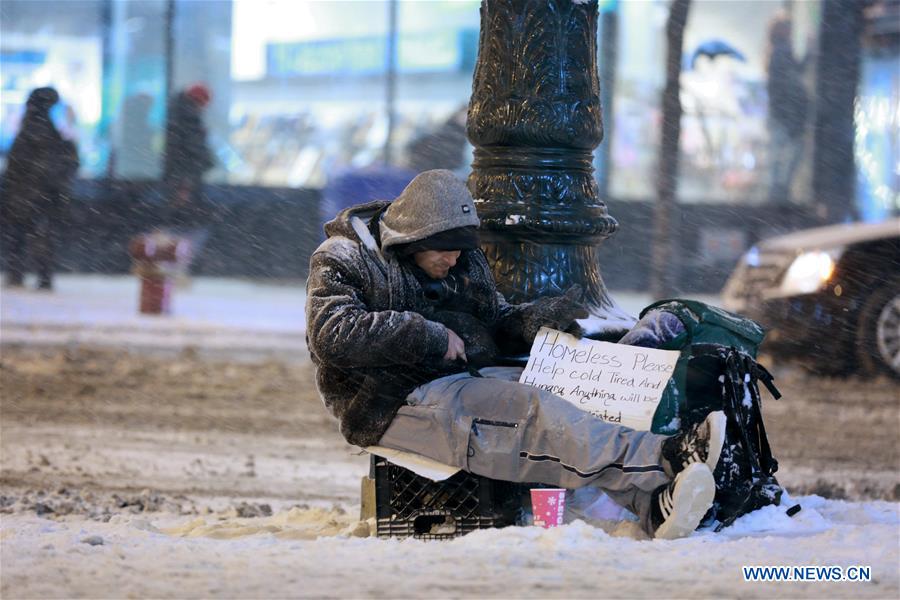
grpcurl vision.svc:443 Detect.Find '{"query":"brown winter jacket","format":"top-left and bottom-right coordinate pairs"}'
top-left (306, 200), bottom-right (535, 447)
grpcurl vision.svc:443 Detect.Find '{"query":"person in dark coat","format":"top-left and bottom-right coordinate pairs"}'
top-left (306, 169), bottom-right (728, 539)
top-left (1, 87), bottom-right (79, 290)
top-left (766, 12), bottom-right (809, 202)
top-left (162, 84), bottom-right (214, 228)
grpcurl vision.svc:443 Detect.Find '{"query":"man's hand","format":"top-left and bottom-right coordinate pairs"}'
top-left (443, 328), bottom-right (467, 362)
top-left (523, 285), bottom-right (590, 341)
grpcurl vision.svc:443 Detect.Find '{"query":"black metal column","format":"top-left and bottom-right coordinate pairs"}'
top-left (466, 0), bottom-right (619, 317)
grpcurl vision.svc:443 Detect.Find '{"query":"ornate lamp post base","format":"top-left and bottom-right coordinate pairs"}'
top-left (467, 0), bottom-right (624, 331)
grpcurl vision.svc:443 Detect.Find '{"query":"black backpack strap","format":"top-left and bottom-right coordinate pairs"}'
top-left (723, 350), bottom-right (764, 480)
top-left (739, 354), bottom-right (780, 477)
top-left (725, 349), bottom-right (783, 477)
top-left (753, 362), bottom-right (782, 400)
top-left (748, 367), bottom-right (779, 476)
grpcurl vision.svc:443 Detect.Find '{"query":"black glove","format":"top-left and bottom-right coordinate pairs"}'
top-left (522, 285), bottom-right (590, 341)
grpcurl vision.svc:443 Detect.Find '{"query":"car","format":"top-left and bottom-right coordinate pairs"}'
top-left (721, 218), bottom-right (900, 378)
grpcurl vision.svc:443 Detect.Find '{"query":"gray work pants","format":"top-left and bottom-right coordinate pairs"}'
top-left (378, 367), bottom-right (671, 532)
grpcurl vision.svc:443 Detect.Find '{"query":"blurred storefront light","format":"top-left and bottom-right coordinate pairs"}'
top-left (0, 0), bottom-right (894, 212)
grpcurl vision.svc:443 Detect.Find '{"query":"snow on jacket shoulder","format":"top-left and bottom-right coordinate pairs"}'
top-left (306, 201), bottom-right (530, 447)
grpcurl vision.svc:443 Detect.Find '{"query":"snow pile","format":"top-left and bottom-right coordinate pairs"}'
top-left (160, 505), bottom-right (361, 540)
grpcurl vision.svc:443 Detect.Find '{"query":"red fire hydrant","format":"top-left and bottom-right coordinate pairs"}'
top-left (128, 233), bottom-right (191, 315)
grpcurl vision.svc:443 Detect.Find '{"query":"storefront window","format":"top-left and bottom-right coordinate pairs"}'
top-left (856, 50), bottom-right (900, 221)
top-left (11, 0), bottom-right (882, 211)
top-left (106, 0), bottom-right (168, 180)
top-left (228, 0), bottom-right (391, 188)
top-left (0, 0), bottom-right (105, 177)
top-left (681, 0), bottom-right (788, 204)
top-left (609, 0), bottom-right (790, 204)
top-left (224, 0), bottom-right (482, 189)
top-left (392, 1), bottom-right (479, 176)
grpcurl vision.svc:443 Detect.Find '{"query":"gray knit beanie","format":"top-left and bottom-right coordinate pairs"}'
top-left (380, 169), bottom-right (480, 251)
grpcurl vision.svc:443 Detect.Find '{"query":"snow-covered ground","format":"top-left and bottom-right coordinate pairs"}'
top-left (1, 276), bottom-right (898, 598)
top-left (2, 497), bottom-right (897, 599)
top-left (0, 275), bottom-right (307, 355)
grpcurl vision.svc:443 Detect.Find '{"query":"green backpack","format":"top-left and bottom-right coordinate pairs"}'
top-left (642, 299), bottom-right (789, 529)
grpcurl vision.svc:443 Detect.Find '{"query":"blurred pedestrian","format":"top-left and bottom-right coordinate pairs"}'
top-left (159, 84), bottom-right (216, 271)
top-left (162, 84), bottom-right (214, 228)
top-left (766, 11), bottom-right (809, 202)
top-left (1, 87), bottom-right (80, 290)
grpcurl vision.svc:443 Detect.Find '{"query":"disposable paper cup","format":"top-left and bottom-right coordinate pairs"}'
top-left (530, 488), bottom-right (566, 528)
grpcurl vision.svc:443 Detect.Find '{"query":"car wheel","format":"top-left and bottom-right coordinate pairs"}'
top-left (856, 280), bottom-right (900, 379)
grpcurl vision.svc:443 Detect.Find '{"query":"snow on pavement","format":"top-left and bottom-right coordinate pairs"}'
top-left (1, 275), bottom-right (307, 355)
top-left (2, 277), bottom-right (897, 598)
top-left (1, 275), bottom-right (305, 331)
top-left (2, 496), bottom-right (897, 599)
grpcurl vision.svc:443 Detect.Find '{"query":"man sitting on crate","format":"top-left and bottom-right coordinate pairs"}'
top-left (306, 169), bottom-right (726, 539)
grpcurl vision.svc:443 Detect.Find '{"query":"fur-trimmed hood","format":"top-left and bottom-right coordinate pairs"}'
top-left (322, 199), bottom-right (389, 251)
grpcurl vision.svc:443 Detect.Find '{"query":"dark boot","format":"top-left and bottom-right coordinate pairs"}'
top-left (34, 217), bottom-right (55, 292)
top-left (661, 411), bottom-right (726, 477)
top-left (3, 221), bottom-right (28, 287)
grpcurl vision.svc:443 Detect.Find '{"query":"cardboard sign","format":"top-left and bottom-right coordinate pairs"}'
top-left (519, 327), bottom-right (679, 431)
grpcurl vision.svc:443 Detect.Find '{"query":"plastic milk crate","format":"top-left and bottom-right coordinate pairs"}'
top-left (372, 456), bottom-right (523, 540)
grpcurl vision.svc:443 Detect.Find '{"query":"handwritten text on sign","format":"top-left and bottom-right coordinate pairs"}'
top-left (519, 327), bottom-right (679, 431)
